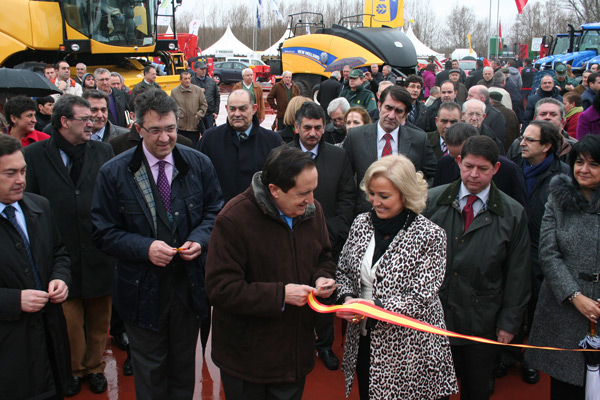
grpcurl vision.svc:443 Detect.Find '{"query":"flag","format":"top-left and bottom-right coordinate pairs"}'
top-left (271, 0), bottom-right (285, 22)
top-left (515, 0), bottom-right (528, 14)
top-left (467, 34), bottom-right (473, 55)
top-left (499, 21), bottom-right (503, 50)
top-left (364, 0), bottom-right (404, 28)
top-left (188, 19), bottom-right (201, 35)
top-left (256, 0), bottom-right (262, 29)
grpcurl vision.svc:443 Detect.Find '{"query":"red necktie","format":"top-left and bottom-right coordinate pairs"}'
top-left (382, 133), bottom-right (393, 157)
top-left (462, 195), bottom-right (478, 231)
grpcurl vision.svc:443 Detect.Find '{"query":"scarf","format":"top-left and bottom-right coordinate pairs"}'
top-left (371, 208), bottom-right (416, 266)
top-left (54, 132), bottom-right (87, 184)
top-left (522, 153), bottom-right (554, 196)
top-left (566, 106), bottom-right (584, 119)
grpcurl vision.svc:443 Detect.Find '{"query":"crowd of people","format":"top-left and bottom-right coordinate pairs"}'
top-left (1, 55), bottom-right (599, 400)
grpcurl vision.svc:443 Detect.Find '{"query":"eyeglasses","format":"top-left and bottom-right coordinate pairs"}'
top-left (69, 116), bottom-right (94, 123)
top-left (522, 136), bottom-right (542, 144)
top-left (140, 125), bottom-right (177, 135)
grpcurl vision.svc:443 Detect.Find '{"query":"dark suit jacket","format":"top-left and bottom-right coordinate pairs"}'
top-left (0, 193), bottom-right (71, 399)
top-left (107, 88), bottom-right (130, 128)
top-left (317, 77), bottom-right (341, 115)
top-left (484, 102), bottom-right (507, 145)
top-left (109, 127), bottom-right (193, 155)
top-left (101, 120), bottom-right (129, 142)
top-left (343, 122), bottom-right (437, 214)
top-left (288, 137), bottom-right (355, 260)
top-left (426, 130), bottom-right (444, 160)
top-left (24, 133), bottom-right (115, 298)
top-left (432, 154), bottom-right (527, 208)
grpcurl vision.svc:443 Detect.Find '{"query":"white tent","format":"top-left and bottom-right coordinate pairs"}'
top-left (262, 27), bottom-right (294, 57)
top-left (203, 26), bottom-right (254, 57)
top-left (404, 26), bottom-right (444, 60)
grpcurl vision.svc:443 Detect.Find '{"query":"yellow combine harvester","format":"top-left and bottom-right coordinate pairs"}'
top-left (0, 0), bottom-right (186, 92)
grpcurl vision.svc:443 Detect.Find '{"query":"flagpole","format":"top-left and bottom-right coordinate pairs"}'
top-left (495, 0), bottom-right (499, 59)
top-left (487, 0), bottom-right (492, 60)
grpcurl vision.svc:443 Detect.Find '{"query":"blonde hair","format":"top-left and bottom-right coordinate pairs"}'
top-left (360, 155), bottom-right (428, 213)
top-left (283, 96), bottom-right (312, 126)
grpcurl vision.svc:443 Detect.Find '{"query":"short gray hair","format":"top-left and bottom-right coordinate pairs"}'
top-left (327, 97), bottom-right (350, 116)
top-left (110, 71), bottom-right (125, 84)
top-left (483, 66), bottom-right (493, 73)
top-left (94, 68), bottom-right (110, 78)
top-left (242, 68), bottom-right (253, 76)
top-left (462, 99), bottom-right (486, 114)
top-left (330, 71), bottom-right (341, 80)
top-left (534, 97), bottom-right (566, 120)
top-left (282, 71), bottom-right (292, 78)
top-left (492, 71), bottom-right (506, 85)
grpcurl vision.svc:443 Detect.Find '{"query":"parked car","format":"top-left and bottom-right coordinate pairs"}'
top-left (212, 61), bottom-right (249, 85)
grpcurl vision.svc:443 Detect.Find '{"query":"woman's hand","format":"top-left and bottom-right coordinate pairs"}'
top-left (572, 294), bottom-right (600, 323)
top-left (335, 297), bottom-right (374, 323)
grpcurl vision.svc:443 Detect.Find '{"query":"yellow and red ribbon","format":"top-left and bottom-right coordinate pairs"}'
top-left (308, 292), bottom-right (598, 352)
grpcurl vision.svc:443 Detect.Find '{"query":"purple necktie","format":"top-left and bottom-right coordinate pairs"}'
top-left (157, 160), bottom-right (171, 216)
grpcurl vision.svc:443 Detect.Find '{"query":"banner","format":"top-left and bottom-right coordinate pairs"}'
top-left (364, 0), bottom-right (404, 28)
top-left (188, 20), bottom-right (201, 35)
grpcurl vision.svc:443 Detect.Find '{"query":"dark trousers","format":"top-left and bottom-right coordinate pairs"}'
top-left (451, 343), bottom-right (498, 400)
top-left (315, 296), bottom-right (334, 351)
top-left (550, 377), bottom-right (585, 400)
top-left (221, 370), bottom-right (305, 400)
top-left (203, 113), bottom-right (216, 131)
top-left (125, 290), bottom-right (199, 400)
top-left (356, 331), bottom-right (371, 400)
top-left (178, 129), bottom-right (200, 148)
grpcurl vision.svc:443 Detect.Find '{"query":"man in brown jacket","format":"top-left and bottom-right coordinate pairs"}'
top-left (171, 71), bottom-right (208, 147)
top-left (232, 68), bottom-right (266, 123)
top-left (267, 71), bottom-right (300, 130)
top-left (205, 147), bottom-right (336, 399)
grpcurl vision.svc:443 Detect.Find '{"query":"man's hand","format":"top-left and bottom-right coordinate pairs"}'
top-left (364, 71), bottom-right (373, 81)
top-left (21, 290), bottom-right (49, 313)
top-left (313, 277), bottom-right (336, 299)
top-left (48, 279), bottom-right (69, 303)
top-left (284, 284), bottom-right (314, 306)
top-left (566, 84), bottom-right (575, 91)
top-left (148, 240), bottom-right (177, 267)
top-left (496, 328), bottom-right (515, 344)
top-left (178, 241), bottom-right (202, 261)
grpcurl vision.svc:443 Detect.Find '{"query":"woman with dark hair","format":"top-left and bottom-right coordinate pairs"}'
top-left (526, 135), bottom-right (600, 399)
top-left (576, 90), bottom-right (600, 139)
top-left (344, 106), bottom-right (372, 130)
top-left (336, 155), bottom-right (457, 400)
top-left (422, 63), bottom-right (437, 98)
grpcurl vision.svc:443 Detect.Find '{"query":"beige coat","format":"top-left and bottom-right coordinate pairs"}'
top-left (171, 84), bottom-right (208, 131)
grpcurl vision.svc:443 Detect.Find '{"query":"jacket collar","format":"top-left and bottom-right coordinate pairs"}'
top-left (437, 179), bottom-right (504, 216)
top-left (251, 172), bottom-right (315, 221)
top-left (127, 140), bottom-right (190, 177)
top-left (549, 174), bottom-right (600, 213)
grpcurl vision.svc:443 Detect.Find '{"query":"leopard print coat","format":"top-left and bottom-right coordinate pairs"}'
top-left (337, 212), bottom-right (458, 399)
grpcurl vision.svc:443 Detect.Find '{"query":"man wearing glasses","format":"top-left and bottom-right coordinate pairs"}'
top-left (23, 95), bottom-right (115, 396)
top-left (91, 89), bottom-right (224, 399)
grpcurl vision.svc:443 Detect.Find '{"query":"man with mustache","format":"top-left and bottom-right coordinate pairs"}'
top-left (23, 95), bottom-right (115, 396)
top-left (198, 89), bottom-right (283, 203)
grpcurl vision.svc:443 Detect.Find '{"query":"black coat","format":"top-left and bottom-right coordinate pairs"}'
top-left (522, 87), bottom-right (563, 132)
top-left (107, 88), bottom-right (130, 128)
top-left (317, 77), bottom-right (341, 115)
top-left (24, 133), bottom-right (115, 298)
top-left (466, 68), bottom-right (483, 89)
top-left (288, 138), bottom-right (355, 259)
top-left (198, 115), bottom-right (283, 203)
top-left (0, 193), bottom-right (71, 399)
top-left (483, 102), bottom-right (507, 146)
top-left (433, 154), bottom-right (527, 208)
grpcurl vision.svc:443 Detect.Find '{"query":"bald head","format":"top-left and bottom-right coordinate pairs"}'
top-left (467, 85), bottom-right (489, 103)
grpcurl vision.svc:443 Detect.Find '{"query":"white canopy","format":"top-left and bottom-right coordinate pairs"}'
top-left (404, 26), bottom-right (444, 60)
top-left (262, 27), bottom-right (294, 57)
top-left (203, 26), bottom-right (254, 57)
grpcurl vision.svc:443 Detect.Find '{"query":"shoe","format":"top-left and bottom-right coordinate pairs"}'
top-left (123, 356), bottom-right (134, 376)
top-left (64, 376), bottom-right (83, 397)
top-left (317, 349), bottom-right (339, 370)
top-left (492, 362), bottom-right (508, 378)
top-left (87, 373), bottom-right (107, 394)
top-left (522, 367), bottom-right (540, 384)
top-left (113, 332), bottom-right (129, 351)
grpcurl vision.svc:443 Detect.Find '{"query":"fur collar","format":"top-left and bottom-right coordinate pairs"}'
top-left (549, 174), bottom-right (600, 213)
top-left (251, 172), bottom-right (315, 221)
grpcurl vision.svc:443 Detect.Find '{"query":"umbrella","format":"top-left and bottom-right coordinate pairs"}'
top-left (0, 68), bottom-right (62, 96)
top-left (579, 321), bottom-right (600, 400)
top-left (324, 57), bottom-right (367, 72)
top-left (461, 56), bottom-right (477, 61)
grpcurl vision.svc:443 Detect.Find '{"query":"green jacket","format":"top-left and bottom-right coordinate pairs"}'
top-left (423, 180), bottom-right (531, 342)
top-left (553, 76), bottom-right (577, 95)
top-left (339, 86), bottom-right (377, 111)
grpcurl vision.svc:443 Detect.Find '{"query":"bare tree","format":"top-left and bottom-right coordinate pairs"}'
top-left (444, 4), bottom-right (480, 48)
top-left (563, 0), bottom-right (600, 25)
top-left (405, 0), bottom-right (441, 51)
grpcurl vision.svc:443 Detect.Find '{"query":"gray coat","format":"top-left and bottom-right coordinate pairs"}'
top-left (526, 174), bottom-right (600, 387)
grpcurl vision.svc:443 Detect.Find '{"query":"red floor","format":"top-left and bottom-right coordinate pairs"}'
top-left (73, 317), bottom-right (550, 400)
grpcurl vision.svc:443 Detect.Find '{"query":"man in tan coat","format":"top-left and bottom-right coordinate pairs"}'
top-left (233, 68), bottom-right (266, 123)
top-left (267, 71), bottom-right (300, 130)
top-left (171, 71), bottom-right (208, 147)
